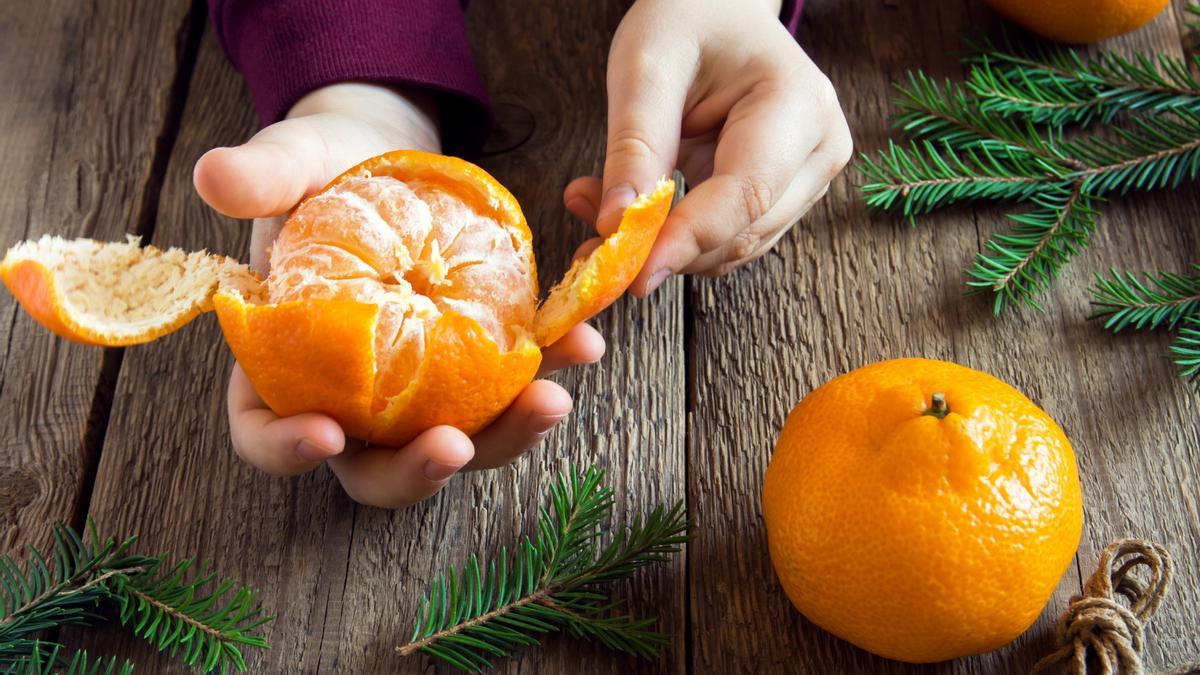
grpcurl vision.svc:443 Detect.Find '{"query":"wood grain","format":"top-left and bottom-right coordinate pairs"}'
top-left (0, 0), bottom-right (198, 555)
top-left (687, 0), bottom-right (1200, 673)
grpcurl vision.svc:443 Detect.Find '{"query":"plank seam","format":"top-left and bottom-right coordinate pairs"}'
top-left (316, 503), bottom-right (358, 672)
top-left (134, 0), bottom-right (207, 244)
top-left (682, 274), bottom-right (696, 675)
top-left (72, 0), bottom-right (208, 530)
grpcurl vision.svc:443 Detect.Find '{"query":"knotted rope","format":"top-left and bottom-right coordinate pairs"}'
top-left (1032, 538), bottom-right (1198, 675)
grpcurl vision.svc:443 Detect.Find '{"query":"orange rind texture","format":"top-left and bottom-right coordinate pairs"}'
top-left (534, 177), bottom-right (674, 346)
top-left (981, 0), bottom-right (1168, 43)
top-left (214, 291), bottom-right (381, 440)
top-left (762, 358), bottom-right (1083, 663)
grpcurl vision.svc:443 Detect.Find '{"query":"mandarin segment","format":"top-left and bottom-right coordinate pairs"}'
top-left (762, 358), bottom-right (1083, 663)
top-left (368, 311), bottom-right (543, 447)
top-left (534, 178), bottom-right (674, 346)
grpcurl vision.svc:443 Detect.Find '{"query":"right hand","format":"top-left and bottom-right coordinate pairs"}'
top-left (193, 83), bottom-right (605, 508)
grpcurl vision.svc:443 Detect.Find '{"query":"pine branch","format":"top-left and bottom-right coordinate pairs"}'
top-left (967, 48), bottom-right (1200, 126)
top-left (1068, 113), bottom-right (1200, 194)
top-left (397, 465), bottom-right (688, 672)
top-left (857, 49), bottom-right (1200, 314)
top-left (1, 525), bottom-right (151, 670)
top-left (860, 111), bottom-right (1200, 220)
top-left (109, 560), bottom-right (272, 674)
top-left (856, 33), bottom-right (1200, 395)
top-left (966, 184), bottom-right (1098, 313)
top-left (857, 140), bottom-right (1066, 218)
top-left (1169, 315), bottom-right (1200, 390)
top-left (893, 71), bottom-right (1078, 160)
top-left (1090, 266), bottom-right (1200, 331)
top-left (3, 644), bottom-right (133, 675)
top-left (0, 523), bottom-right (272, 674)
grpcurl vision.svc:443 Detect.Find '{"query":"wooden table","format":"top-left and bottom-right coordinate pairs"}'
top-left (2, 0), bottom-right (1197, 672)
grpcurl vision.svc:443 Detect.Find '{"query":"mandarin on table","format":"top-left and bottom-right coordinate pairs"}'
top-left (982, 0), bottom-right (1169, 43)
top-left (0, 150), bottom-right (675, 446)
top-left (762, 358), bottom-right (1083, 663)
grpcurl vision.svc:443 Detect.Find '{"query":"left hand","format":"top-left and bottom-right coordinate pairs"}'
top-left (564, 0), bottom-right (853, 294)
top-left (193, 83), bottom-right (604, 508)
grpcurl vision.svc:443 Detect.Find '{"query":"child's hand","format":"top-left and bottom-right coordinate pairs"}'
top-left (564, 0), bottom-right (852, 294)
top-left (193, 83), bottom-right (604, 508)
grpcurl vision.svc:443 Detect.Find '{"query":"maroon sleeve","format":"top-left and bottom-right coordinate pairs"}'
top-left (210, 1), bottom-right (804, 154)
top-left (208, 0), bottom-right (491, 153)
top-left (781, 0), bottom-right (804, 34)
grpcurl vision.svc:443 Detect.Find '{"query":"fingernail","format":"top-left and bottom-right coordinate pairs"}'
top-left (296, 439), bottom-right (337, 462)
top-left (644, 268), bottom-right (671, 294)
top-left (531, 412), bottom-right (569, 435)
top-left (423, 460), bottom-right (464, 482)
top-left (601, 184), bottom-right (637, 210)
top-left (566, 196), bottom-right (598, 224)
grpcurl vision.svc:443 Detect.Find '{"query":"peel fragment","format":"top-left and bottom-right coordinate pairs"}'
top-left (0, 235), bottom-right (255, 346)
top-left (533, 178), bottom-right (675, 346)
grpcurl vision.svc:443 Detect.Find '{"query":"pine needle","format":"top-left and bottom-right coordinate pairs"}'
top-left (0, 522), bottom-right (272, 674)
top-left (1091, 267), bottom-right (1200, 331)
top-left (1170, 314), bottom-right (1200, 391)
top-left (854, 37), bottom-right (1200, 394)
top-left (966, 184), bottom-right (1097, 313)
top-left (397, 466), bottom-right (688, 672)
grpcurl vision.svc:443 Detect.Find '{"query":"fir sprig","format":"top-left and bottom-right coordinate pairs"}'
top-left (967, 185), bottom-right (1097, 312)
top-left (109, 560), bottom-right (270, 673)
top-left (1169, 315), bottom-right (1200, 385)
top-left (6, 644), bottom-right (132, 675)
top-left (397, 466), bottom-right (688, 672)
top-left (856, 37), bottom-right (1200, 393)
top-left (1090, 266), bottom-right (1200, 331)
top-left (0, 523), bottom-right (272, 674)
top-left (857, 140), bottom-right (1064, 216)
top-left (1091, 268), bottom-right (1200, 384)
top-left (968, 49), bottom-right (1200, 126)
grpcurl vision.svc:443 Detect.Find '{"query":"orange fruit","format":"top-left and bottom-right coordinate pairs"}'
top-left (982, 0), bottom-right (1169, 43)
top-left (762, 358), bottom-right (1083, 663)
top-left (1, 150), bottom-right (674, 446)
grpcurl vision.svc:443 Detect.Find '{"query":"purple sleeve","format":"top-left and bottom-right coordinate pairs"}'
top-left (210, 1), bottom-right (805, 153)
top-left (208, 0), bottom-right (491, 153)
top-left (781, 0), bottom-right (804, 34)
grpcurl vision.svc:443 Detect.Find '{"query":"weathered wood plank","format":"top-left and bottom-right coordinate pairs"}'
top-left (0, 0), bottom-right (198, 555)
top-left (331, 2), bottom-right (689, 673)
top-left (687, 0), bottom-right (1200, 673)
top-left (59, 30), bottom-right (359, 673)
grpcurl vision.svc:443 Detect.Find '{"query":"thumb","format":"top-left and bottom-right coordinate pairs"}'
top-left (193, 119), bottom-right (328, 219)
top-left (597, 47), bottom-right (687, 236)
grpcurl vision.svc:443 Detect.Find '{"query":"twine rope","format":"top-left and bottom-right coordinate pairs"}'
top-left (1032, 538), bottom-right (1198, 675)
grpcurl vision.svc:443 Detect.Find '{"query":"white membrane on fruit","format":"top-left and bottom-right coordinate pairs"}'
top-left (268, 176), bottom-right (537, 399)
